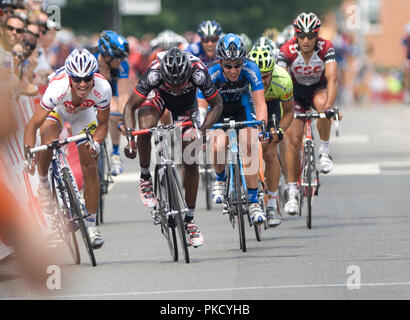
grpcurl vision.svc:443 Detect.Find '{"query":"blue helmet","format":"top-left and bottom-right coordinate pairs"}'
top-left (216, 33), bottom-right (247, 61)
top-left (98, 30), bottom-right (129, 59)
top-left (197, 20), bottom-right (223, 38)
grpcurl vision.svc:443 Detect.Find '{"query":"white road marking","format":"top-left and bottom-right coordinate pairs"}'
top-left (3, 281), bottom-right (410, 299)
top-left (331, 134), bottom-right (370, 144)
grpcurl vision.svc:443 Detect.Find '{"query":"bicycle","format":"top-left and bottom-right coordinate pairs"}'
top-left (126, 120), bottom-right (194, 263)
top-left (25, 131), bottom-right (99, 266)
top-left (212, 118), bottom-right (267, 252)
top-left (295, 107), bottom-right (340, 229)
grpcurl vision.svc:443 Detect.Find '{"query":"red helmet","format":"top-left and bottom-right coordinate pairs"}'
top-left (293, 12), bottom-right (321, 33)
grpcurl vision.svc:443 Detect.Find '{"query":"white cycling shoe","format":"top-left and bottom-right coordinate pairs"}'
top-left (284, 192), bottom-right (299, 216)
top-left (87, 226), bottom-right (104, 249)
top-left (212, 180), bottom-right (226, 204)
top-left (110, 154), bottom-right (123, 176)
top-left (38, 186), bottom-right (55, 215)
top-left (249, 203), bottom-right (266, 224)
top-left (319, 153), bottom-right (333, 174)
top-left (266, 207), bottom-right (282, 227)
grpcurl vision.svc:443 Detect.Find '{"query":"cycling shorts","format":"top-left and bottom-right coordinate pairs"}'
top-left (293, 80), bottom-right (327, 112)
top-left (47, 107), bottom-right (98, 145)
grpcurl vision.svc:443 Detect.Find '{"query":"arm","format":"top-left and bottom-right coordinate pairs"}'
top-left (123, 91), bottom-right (146, 130)
top-left (117, 77), bottom-right (130, 114)
top-left (324, 61), bottom-right (338, 110)
top-left (199, 94), bottom-right (223, 134)
top-left (251, 89), bottom-right (268, 125)
top-left (93, 108), bottom-right (110, 144)
top-left (279, 98), bottom-right (294, 132)
top-left (23, 105), bottom-right (50, 148)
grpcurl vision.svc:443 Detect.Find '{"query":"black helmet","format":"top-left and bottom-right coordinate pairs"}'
top-left (159, 47), bottom-right (192, 87)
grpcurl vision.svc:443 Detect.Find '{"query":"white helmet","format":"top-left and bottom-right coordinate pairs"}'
top-left (293, 12), bottom-right (321, 33)
top-left (65, 49), bottom-right (98, 78)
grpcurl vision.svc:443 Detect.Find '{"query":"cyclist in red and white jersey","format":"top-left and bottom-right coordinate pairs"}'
top-left (277, 12), bottom-right (339, 215)
top-left (24, 49), bottom-right (112, 249)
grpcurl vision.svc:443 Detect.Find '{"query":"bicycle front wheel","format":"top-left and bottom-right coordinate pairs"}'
top-left (62, 168), bottom-right (96, 266)
top-left (233, 163), bottom-right (246, 252)
top-left (305, 141), bottom-right (313, 229)
top-left (52, 174), bottom-right (80, 264)
top-left (168, 166), bottom-right (189, 263)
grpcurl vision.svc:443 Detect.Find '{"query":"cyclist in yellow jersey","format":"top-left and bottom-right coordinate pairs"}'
top-left (248, 45), bottom-right (294, 227)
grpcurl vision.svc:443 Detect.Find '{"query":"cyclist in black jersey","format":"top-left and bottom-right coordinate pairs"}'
top-left (123, 47), bottom-right (222, 247)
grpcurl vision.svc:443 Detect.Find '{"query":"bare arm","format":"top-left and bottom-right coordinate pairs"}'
top-left (251, 89), bottom-right (268, 125)
top-left (279, 98), bottom-right (294, 132)
top-left (23, 105), bottom-right (50, 147)
top-left (199, 94), bottom-right (223, 134)
top-left (123, 92), bottom-right (146, 130)
top-left (324, 61), bottom-right (339, 109)
top-left (117, 77), bottom-right (130, 113)
top-left (94, 108), bottom-right (110, 144)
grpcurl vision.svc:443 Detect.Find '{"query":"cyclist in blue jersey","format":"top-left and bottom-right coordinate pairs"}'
top-left (91, 30), bottom-right (130, 176)
top-left (197, 33), bottom-right (269, 224)
top-left (185, 20), bottom-right (223, 66)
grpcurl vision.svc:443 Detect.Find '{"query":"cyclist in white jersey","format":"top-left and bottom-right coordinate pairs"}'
top-left (24, 49), bottom-right (112, 249)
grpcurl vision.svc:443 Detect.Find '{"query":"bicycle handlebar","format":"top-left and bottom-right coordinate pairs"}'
top-left (28, 132), bottom-right (91, 154)
top-left (212, 119), bottom-right (265, 130)
top-left (295, 106), bottom-right (340, 137)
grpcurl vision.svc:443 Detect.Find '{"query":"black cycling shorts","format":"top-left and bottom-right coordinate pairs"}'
top-left (293, 80), bottom-right (327, 112)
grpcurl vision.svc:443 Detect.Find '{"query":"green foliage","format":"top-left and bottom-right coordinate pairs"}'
top-left (60, 0), bottom-right (342, 39)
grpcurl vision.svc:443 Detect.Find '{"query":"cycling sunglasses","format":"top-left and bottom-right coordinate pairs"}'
top-left (297, 32), bottom-right (317, 40)
top-left (222, 62), bottom-right (243, 70)
top-left (6, 25), bottom-right (25, 34)
top-left (202, 36), bottom-right (219, 43)
top-left (71, 75), bottom-right (94, 83)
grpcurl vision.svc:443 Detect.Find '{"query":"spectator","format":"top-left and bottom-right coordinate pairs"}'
top-left (0, 0), bottom-right (16, 24)
top-left (0, 14), bottom-right (25, 52)
top-left (402, 22), bottom-right (410, 103)
top-left (49, 28), bottom-right (75, 69)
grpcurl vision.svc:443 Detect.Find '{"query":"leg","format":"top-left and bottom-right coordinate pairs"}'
top-left (313, 88), bottom-right (334, 173)
top-left (284, 117), bottom-right (304, 215)
top-left (137, 105), bottom-right (161, 208)
top-left (109, 97), bottom-right (124, 176)
top-left (209, 129), bottom-right (228, 204)
top-left (37, 119), bottom-right (61, 215)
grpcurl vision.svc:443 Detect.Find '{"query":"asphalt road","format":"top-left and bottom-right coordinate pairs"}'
top-left (1, 104), bottom-right (410, 300)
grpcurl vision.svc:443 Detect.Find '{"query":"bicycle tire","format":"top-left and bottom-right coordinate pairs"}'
top-left (97, 151), bottom-right (104, 226)
top-left (51, 174), bottom-right (80, 264)
top-left (234, 163), bottom-right (246, 252)
top-left (204, 165), bottom-right (213, 211)
top-left (155, 164), bottom-right (178, 261)
top-left (168, 166), bottom-right (189, 263)
top-left (62, 168), bottom-right (97, 267)
top-left (305, 141), bottom-right (313, 229)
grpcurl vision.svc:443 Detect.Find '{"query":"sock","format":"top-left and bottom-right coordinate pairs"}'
top-left (185, 208), bottom-right (195, 223)
top-left (140, 166), bottom-right (151, 180)
top-left (39, 175), bottom-right (49, 188)
top-left (267, 190), bottom-right (278, 209)
top-left (319, 140), bottom-right (330, 155)
top-left (112, 145), bottom-right (120, 156)
top-left (86, 212), bottom-right (97, 226)
top-left (215, 170), bottom-right (227, 182)
top-left (288, 182), bottom-right (298, 195)
top-left (248, 188), bottom-right (258, 203)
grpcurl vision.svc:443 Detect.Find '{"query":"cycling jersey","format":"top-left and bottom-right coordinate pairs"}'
top-left (197, 59), bottom-right (264, 122)
top-left (90, 47), bottom-right (129, 97)
top-left (41, 70), bottom-right (112, 114)
top-left (135, 51), bottom-right (218, 123)
top-left (265, 65), bottom-right (293, 102)
top-left (135, 51), bottom-right (218, 101)
top-left (277, 36), bottom-right (336, 87)
top-left (264, 65), bottom-right (294, 129)
top-left (185, 41), bottom-right (218, 66)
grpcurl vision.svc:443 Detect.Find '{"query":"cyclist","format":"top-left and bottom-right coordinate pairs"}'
top-left (90, 30), bottom-right (130, 176)
top-left (185, 20), bottom-right (223, 66)
top-left (277, 12), bottom-right (338, 215)
top-left (402, 22), bottom-right (410, 103)
top-left (248, 45), bottom-right (294, 227)
top-left (197, 33), bottom-right (269, 224)
top-left (24, 49), bottom-right (112, 249)
top-left (123, 47), bottom-right (223, 247)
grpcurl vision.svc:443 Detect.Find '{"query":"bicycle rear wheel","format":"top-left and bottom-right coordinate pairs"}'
top-left (233, 163), bottom-right (246, 252)
top-left (204, 164), bottom-right (213, 211)
top-left (51, 174), bottom-right (80, 264)
top-left (62, 168), bottom-right (96, 266)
